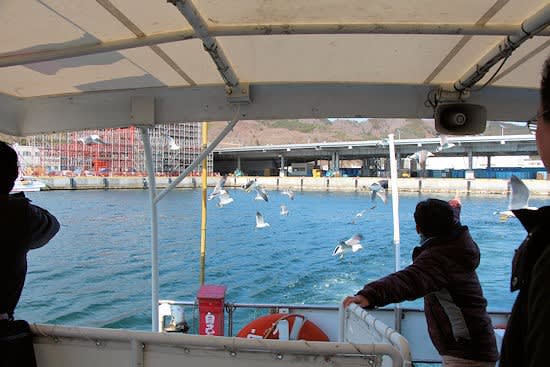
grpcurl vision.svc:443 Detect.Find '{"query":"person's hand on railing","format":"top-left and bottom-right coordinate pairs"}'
top-left (343, 294), bottom-right (370, 308)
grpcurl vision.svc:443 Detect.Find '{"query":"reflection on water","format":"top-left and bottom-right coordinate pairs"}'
top-left (19, 189), bottom-right (545, 330)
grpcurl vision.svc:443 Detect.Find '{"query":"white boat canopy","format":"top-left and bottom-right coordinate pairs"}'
top-left (0, 0), bottom-right (549, 136)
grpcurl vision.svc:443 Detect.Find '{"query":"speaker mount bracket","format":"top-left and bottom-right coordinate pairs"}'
top-left (436, 88), bottom-right (470, 103)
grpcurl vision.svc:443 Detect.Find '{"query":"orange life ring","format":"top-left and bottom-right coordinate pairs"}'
top-left (236, 313), bottom-right (329, 341)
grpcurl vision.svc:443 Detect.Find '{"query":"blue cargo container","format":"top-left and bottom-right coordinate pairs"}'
top-left (447, 167), bottom-right (539, 179)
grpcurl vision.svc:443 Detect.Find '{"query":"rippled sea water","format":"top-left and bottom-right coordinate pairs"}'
top-left (17, 188), bottom-right (546, 332)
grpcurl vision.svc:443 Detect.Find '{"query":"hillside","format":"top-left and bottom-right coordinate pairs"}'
top-left (208, 118), bottom-right (530, 147)
top-left (0, 119), bottom-right (530, 147)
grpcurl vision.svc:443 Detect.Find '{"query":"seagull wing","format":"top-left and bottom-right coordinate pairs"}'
top-left (256, 211), bottom-right (268, 227)
top-left (242, 179), bottom-right (257, 192)
top-left (255, 186), bottom-right (269, 202)
top-left (332, 244), bottom-right (344, 257)
top-left (91, 135), bottom-right (107, 144)
top-left (376, 188), bottom-right (387, 204)
top-left (209, 176), bottom-right (227, 200)
top-left (345, 234), bottom-right (364, 252)
top-left (508, 175), bottom-right (530, 210)
top-left (217, 190), bottom-right (233, 207)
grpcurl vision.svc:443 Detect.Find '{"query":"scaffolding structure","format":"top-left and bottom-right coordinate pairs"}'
top-left (18, 123), bottom-right (213, 177)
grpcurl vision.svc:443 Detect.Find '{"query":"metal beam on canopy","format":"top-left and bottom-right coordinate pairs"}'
top-left (169, 0), bottom-right (240, 90)
top-left (3, 83), bottom-right (540, 137)
top-left (453, 3), bottom-right (550, 92)
top-left (1, 23), bottom-right (549, 69)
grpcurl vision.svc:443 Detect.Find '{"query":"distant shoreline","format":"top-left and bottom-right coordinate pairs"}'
top-left (35, 176), bottom-right (550, 196)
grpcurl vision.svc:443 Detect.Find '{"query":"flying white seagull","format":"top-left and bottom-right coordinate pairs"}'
top-left (407, 149), bottom-right (434, 175)
top-left (495, 175), bottom-right (537, 221)
top-left (350, 210), bottom-right (366, 224)
top-left (281, 188), bottom-right (295, 200)
top-left (216, 190), bottom-right (234, 208)
top-left (241, 178), bottom-right (258, 192)
top-left (78, 134), bottom-right (107, 145)
top-left (255, 211), bottom-right (270, 228)
top-left (332, 234), bottom-right (364, 259)
top-left (208, 175), bottom-right (227, 201)
top-left (254, 185), bottom-right (269, 202)
top-left (166, 135), bottom-right (180, 150)
top-left (369, 181), bottom-right (387, 207)
top-left (437, 135), bottom-right (455, 152)
top-left (280, 204), bottom-right (289, 216)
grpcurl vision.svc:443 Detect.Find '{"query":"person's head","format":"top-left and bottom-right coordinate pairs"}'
top-left (0, 141), bottom-right (19, 194)
top-left (414, 198), bottom-right (455, 237)
top-left (536, 57), bottom-right (550, 170)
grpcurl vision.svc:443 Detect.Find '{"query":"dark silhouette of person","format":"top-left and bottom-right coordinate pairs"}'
top-left (0, 141), bottom-right (59, 367)
top-left (499, 57), bottom-right (550, 367)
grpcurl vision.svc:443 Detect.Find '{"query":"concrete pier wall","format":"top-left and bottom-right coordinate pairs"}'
top-left (38, 176), bottom-right (550, 196)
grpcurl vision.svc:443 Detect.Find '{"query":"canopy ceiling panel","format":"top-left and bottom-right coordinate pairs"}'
top-left (429, 37), bottom-right (502, 85)
top-left (190, 0), bottom-right (495, 24)
top-left (487, 0), bottom-right (549, 23)
top-left (489, 40), bottom-right (550, 87)
top-left (157, 40), bottom-right (224, 85)
top-left (109, 0), bottom-right (193, 34)
top-left (218, 34), bottom-right (463, 84)
top-left (0, 0), bottom-right (547, 135)
top-left (0, 51), bottom-right (169, 97)
top-left (119, 47), bottom-right (192, 87)
top-left (0, 1), bottom-right (134, 55)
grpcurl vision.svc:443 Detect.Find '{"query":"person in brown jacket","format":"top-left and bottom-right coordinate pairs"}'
top-left (343, 198), bottom-right (498, 367)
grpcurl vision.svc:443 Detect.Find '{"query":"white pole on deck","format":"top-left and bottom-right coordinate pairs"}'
top-left (140, 128), bottom-right (160, 332)
top-left (388, 133), bottom-right (402, 331)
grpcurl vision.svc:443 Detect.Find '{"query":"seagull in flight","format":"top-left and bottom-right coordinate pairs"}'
top-left (216, 190), bottom-right (234, 208)
top-left (350, 210), bottom-right (366, 224)
top-left (495, 175), bottom-right (536, 221)
top-left (408, 149), bottom-right (434, 177)
top-left (254, 185), bottom-right (269, 202)
top-left (280, 205), bottom-right (289, 216)
top-left (407, 149), bottom-right (434, 174)
top-left (208, 175), bottom-right (227, 201)
top-left (241, 178), bottom-right (258, 192)
top-left (281, 188), bottom-right (295, 200)
top-left (437, 135), bottom-right (455, 152)
top-left (166, 135), bottom-right (180, 150)
top-left (332, 234), bottom-right (364, 259)
top-left (369, 181), bottom-right (387, 208)
top-left (78, 134), bottom-right (107, 145)
top-left (255, 211), bottom-right (270, 228)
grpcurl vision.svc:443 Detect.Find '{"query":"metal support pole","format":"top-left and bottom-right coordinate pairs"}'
top-left (468, 150), bottom-right (474, 170)
top-left (388, 134), bottom-right (402, 332)
top-left (200, 122), bottom-right (208, 285)
top-left (140, 127), bottom-right (160, 332)
top-left (279, 155), bottom-right (285, 177)
top-left (487, 155), bottom-right (492, 169)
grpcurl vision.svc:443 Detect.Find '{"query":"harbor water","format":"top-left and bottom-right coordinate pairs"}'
top-left (17, 189), bottom-right (545, 332)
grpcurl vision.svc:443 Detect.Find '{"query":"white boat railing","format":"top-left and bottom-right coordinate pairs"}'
top-left (340, 303), bottom-right (413, 367)
top-left (31, 322), bottom-right (406, 367)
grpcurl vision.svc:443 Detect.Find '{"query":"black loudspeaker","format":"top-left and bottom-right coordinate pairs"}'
top-left (434, 103), bottom-right (487, 135)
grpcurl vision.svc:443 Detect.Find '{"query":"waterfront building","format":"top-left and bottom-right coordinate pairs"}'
top-left (13, 123), bottom-right (212, 177)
